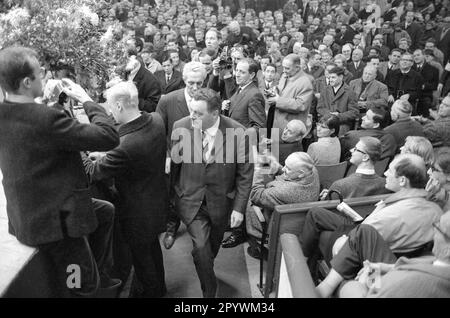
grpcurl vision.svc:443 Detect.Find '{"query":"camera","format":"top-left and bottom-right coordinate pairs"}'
top-left (218, 46), bottom-right (233, 70)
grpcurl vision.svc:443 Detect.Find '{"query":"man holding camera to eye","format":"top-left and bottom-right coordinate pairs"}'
top-left (0, 46), bottom-right (121, 296)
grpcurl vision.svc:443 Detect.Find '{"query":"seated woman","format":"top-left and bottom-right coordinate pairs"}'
top-left (307, 114), bottom-right (341, 165)
top-left (320, 136), bottom-right (391, 200)
top-left (426, 147), bottom-right (450, 212)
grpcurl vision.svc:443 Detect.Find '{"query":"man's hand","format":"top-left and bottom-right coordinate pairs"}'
top-left (222, 100), bottom-right (231, 111)
top-left (429, 109), bottom-right (439, 120)
top-left (319, 189), bottom-right (329, 201)
top-left (330, 111), bottom-right (339, 116)
top-left (267, 93), bottom-right (280, 104)
top-left (388, 95), bottom-right (395, 103)
top-left (426, 175), bottom-right (442, 195)
top-left (437, 83), bottom-right (443, 94)
top-left (230, 210), bottom-right (244, 228)
top-left (165, 157), bottom-right (171, 174)
top-left (62, 78), bottom-right (93, 104)
top-left (212, 57), bottom-right (221, 76)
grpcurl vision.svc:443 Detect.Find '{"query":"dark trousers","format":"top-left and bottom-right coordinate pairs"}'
top-left (186, 201), bottom-right (226, 298)
top-left (38, 198), bottom-right (115, 297)
top-left (166, 174), bottom-right (181, 236)
top-left (301, 207), bottom-right (354, 259)
top-left (416, 95), bottom-right (433, 118)
top-left (330, 224), bottom-right (397, 280)
top-left (121, 218), bottom-right (166, 298)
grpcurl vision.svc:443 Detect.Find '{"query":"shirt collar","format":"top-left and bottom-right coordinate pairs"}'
top-left (239, 81), bottom-right (253, 91)
top-left (355, 167), bottom-right (376, 175)
top-left (204, 116), bottom-right (220, 137)
top-left (128, 64), bottom-right (141, 82)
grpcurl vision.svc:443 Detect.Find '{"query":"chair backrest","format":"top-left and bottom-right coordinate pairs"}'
top-left (316, 161), bottom-right (349, 189)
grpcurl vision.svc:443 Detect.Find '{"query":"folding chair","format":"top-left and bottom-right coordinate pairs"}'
top-left (316, 161), bottom-right (349, 189)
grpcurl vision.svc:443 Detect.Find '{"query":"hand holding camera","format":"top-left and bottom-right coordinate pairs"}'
top-left (62, 78), bottom-right (93, 104)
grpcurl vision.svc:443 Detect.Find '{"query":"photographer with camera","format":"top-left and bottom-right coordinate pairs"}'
top-left (0, 46), bottom-right (121, 297)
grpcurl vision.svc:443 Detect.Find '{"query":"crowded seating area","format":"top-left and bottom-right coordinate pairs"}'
top-left (0, 0), bottom-right (449, 298)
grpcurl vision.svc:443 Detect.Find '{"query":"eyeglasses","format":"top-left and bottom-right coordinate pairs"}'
top-left (400, 58), bottom-right (414, 62)
top-left (432, 221), bottom-right (450, 241)
top-left (351, 147), bottom-right (367, 155)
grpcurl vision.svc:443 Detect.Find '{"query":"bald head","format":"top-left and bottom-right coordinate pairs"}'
top-left (282, 119), bottom-right (306, 143)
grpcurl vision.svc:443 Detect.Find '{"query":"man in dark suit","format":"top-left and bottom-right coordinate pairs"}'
top-left (0, 47), bottom-right (120, 296)
top-left (154, 53), bottom-right (185, 95)
top-left (435, 17), bottom-right (450, 65)
top-left (221, 58), bottom-right (266, 132)
top-left (302, 0), bottom-right (324, 21)
top-left (347, 48), bottom-right (366, 80)
top-left (126, 56), bottom-right (162, 113)
top-left (341, 16), bottom-right (360, 45)
top-left (220, 58), bottom-right (265, 249)
top-left (402, 11), bottom-right (424, 51)
top-left (170, 88), bottom-right (253, 297)
top-left (156, 62), bottom-right (208, 249)
top-left (413, 49), bottom-right (440, 118)
top-left (83, 81), bottom-right (168, 298)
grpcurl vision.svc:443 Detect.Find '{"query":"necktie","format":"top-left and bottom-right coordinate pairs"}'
top-left (166, 75), bottom-right (170, 84)
top-left (236, 87), bottom-right (242, 95)
top-left (202, 131), bottom-right (209, 163)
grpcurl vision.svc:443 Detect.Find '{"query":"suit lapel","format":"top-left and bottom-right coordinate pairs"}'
top-left (177, 90), bottom-right (190, 117)
top-left (332, 85), bottom-right (346, 101)
top-left (229, 84), bottom-right (252, 115)
top-left (207, 116), bottom-right (228, 165)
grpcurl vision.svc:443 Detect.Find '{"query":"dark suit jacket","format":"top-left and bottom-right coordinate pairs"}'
top-left (404, 22), bottom-right (424, 50)
top-left (435, 27), bottom-right (450, 65)
top-left (228, 82), bottom-right (266, 131)
top-left (384, 117), bottom-right (424, 150)
top-left (132, 65), bottom-right (162, 113)
top-left (340, 128), bottom-right (397, 161)
top-left (385, 69), bottom-right (423, 104)
top-left (84, 113), bottom-right (168, 238)
top-left (170, 115), bottom-right (254, 226)
top-left (316, 83), bottom-right (359, 135)
top-left (155, 88), bottom-right (190, 152)
top-left (347, 61), bottom-right (366, 80)
top-left (412, 63), bottom-right (440, 96)
top-left (341, 26), bottom-right (358, 45)
top-left (154, 70), bottom-right (185, 95)
top-left (0, 101), bottom-right (119, 246)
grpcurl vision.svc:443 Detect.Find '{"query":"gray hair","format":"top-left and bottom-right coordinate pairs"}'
top-left (105, 81), bottom-right (139, 109)
top-left (183, 61), bottom-right (207, 81)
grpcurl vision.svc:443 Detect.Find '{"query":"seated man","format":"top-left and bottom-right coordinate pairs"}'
top-left (246, 152), bottom-right (320, 259)
top-left (340, 107), bottom-right (397, 161)
top-left (275, 119), bottom-right (308, 166)
top-left (321, 136), bottom-right (391, 200)
top-left (304, 154), bottom-right (443, 298)
top-left (416, 96), bottom-right (450, 147)
top-left (384, 99), bottom-right (424, 150)
top-left (336, 212), bottom-right (450, 298)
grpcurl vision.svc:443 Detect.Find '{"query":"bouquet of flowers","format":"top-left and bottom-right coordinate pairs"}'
top-left (0, 0), bottom-right (125, 97)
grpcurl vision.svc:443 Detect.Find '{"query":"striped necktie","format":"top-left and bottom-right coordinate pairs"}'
top-left (202, 131), bottom-right (209, 163)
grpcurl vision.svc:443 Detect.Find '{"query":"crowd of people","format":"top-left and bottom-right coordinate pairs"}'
top-left (0, 0), bottom-right (450, 298)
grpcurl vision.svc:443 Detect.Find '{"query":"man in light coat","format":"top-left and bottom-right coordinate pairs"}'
top-left (267, 54), bottom-right (314, 136)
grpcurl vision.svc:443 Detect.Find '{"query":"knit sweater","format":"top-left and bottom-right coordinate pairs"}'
top-left (250, 168), bottom-right (320, 210)
top-left (329, 173), bottom-right (390, 199)
top-left (307, 137), bottom-right (341, 165)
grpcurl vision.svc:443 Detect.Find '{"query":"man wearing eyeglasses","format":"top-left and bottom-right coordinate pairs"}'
top-left (385, 52), bottom-right (423, 108)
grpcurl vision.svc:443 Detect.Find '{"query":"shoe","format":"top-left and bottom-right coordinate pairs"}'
top-left (163, 233), bottom-right (176, 249)
top-left (247, 245), bottom-right (268, 261)
top-left (221, 232), bottom-right (246, 248)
